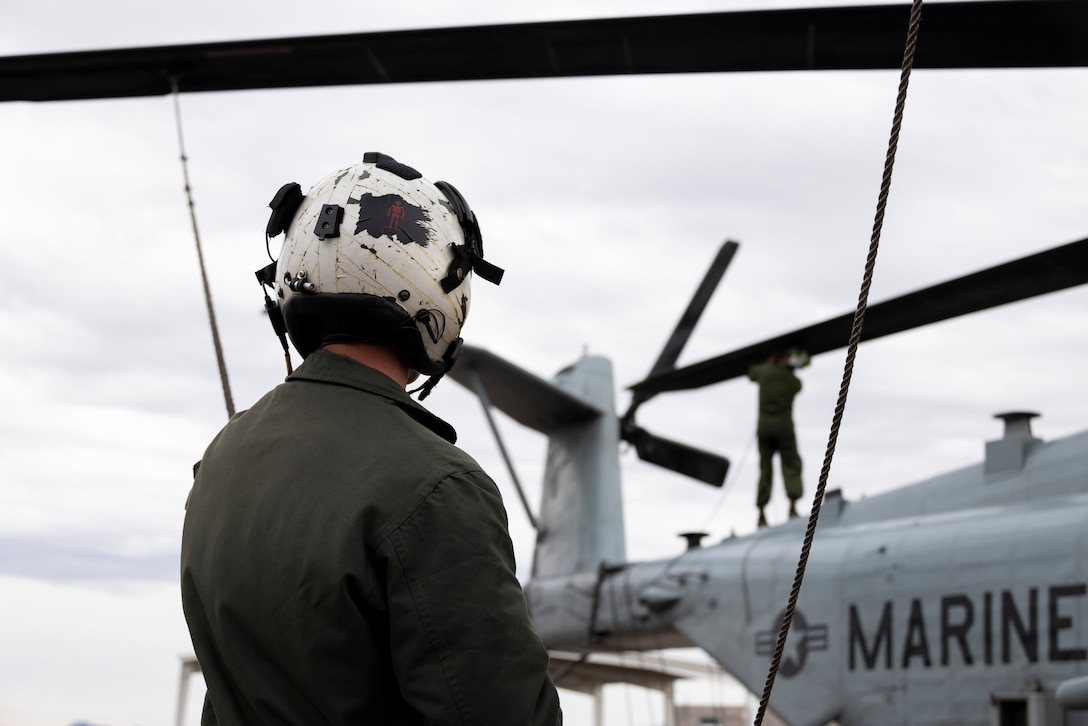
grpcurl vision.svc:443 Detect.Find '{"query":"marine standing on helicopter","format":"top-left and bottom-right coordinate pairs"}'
top-left (180, 153), bottom-right (562, 725)
top-left (749, 350), bottom-right (805, 527)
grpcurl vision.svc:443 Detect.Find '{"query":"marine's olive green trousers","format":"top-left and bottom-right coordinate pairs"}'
top-left (756, 417), bottom-right (803, 508)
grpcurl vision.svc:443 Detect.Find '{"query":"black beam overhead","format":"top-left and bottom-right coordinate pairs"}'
top-left (2, 1), bottom-right (1087, 103)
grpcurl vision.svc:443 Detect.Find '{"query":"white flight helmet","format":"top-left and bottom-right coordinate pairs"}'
top-left (258, 152), bottom-right (502, 395)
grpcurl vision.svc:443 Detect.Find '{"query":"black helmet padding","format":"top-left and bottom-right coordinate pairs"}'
top-left (282, 293), bottom-right (444, 376)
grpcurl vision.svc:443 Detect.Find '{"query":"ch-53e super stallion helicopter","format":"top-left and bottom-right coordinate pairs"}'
top-left (5, 2), bottom-right (1088, 725)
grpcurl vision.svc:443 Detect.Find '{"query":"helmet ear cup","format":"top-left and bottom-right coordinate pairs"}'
top-left (435, 180), bottom-right (503, 292)
top-left (266, 183), bottom-right (304, 237)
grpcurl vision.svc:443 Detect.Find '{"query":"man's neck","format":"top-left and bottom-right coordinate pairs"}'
top-left (321, 342), bottom-right (417, 388)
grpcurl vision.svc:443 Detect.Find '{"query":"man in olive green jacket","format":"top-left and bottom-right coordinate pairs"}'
top-left (182, 154), bottom-right (561, 724)
top-left (182, 346), bottom-right (560, 724)
top-left (748, 352), bottom-right (804, 528)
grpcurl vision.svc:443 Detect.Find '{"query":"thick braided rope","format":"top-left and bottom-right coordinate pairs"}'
top-left (752, 1), bottom-right (924, 723)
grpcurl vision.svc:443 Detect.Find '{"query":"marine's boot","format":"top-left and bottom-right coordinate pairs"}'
top-left (788, 500), bottom-right (799, 519)
top-left (757, 507), bottom-right (768, 528)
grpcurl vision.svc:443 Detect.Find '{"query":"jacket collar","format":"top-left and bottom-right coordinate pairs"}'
top-left (288, 349), bottom-right (457, 443)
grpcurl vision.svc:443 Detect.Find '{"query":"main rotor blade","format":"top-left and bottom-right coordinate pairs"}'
top-left (3, 1), bottom-right (1088, 102)
top-left (624, 426), bottom-right (729, 487)
top-left (631, 236), bottom-right (1088, 396)
top-left (449, 345), bottom-right (602, 434)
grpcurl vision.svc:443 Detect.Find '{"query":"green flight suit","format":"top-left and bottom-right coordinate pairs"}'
top-left (748, 362), bottom-right (803, 508)
top-left (181, 349), bottom-right (561, 725)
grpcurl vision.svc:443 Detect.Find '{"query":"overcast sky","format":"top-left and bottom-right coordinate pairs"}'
top-left (2, 1), bottom-right (1087, 724)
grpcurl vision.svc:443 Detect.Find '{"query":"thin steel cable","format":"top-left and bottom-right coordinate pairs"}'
top-left (700, 431), bottom-right (756, 534)
top-left (752, 1), bottom-right (924, 723)
top-left (171, 79), bottom-right (236, 419)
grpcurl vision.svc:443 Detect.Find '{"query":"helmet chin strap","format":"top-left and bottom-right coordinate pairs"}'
top-left (409, 337), bottom-right (463, 400)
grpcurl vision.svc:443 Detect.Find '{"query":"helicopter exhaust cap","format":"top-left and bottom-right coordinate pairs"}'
top-left (679, 532), bottom-right (709, 551)
top-left (985, 411), bottom-right (1041, 475)
top-left (995, 411), bottom-right (1040, 440)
